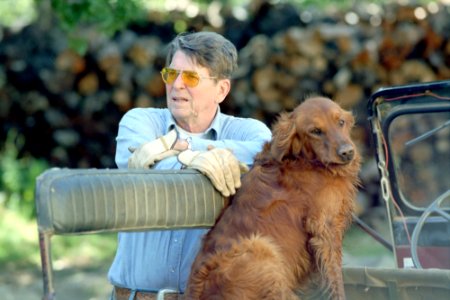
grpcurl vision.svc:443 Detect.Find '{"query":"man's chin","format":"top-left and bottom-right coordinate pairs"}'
top-left (170, 109), bottom-right (198, 122)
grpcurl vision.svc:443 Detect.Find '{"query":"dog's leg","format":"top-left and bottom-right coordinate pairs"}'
top-left (307, 221), bottom-right (346, 300)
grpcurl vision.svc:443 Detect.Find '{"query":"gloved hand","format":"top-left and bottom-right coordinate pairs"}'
top-left (178, 148), bottom-right (249, 197)
top-left (128, 129), bottom-right (180, 168)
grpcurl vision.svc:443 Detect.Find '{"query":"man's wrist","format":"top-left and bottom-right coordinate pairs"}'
top-left (172, 138), bottom-right (191, 151)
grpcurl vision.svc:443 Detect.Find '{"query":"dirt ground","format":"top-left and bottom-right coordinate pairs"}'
top-left (0, 264), bottom-right (112, 300)
top-left (0, 209), bottom-right (394, 300)
top-left (1, 254), bottom-right (394, 300)
top-left (1, 255), bottom-right (394, 300)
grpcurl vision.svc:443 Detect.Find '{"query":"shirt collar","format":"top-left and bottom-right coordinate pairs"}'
top-left (166, 112), bottom-right (177, 132)
top-left (165, 107), bottom-right (222, 140)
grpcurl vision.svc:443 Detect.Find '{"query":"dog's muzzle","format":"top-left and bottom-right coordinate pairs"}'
top-left (337, 144), bottom-right (354, 162)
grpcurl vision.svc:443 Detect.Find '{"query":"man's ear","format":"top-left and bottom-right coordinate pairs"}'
top-left (216, 79), bottom-right (231, 104)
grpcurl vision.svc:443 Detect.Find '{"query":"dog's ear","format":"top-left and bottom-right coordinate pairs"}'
top-left (270, 112), bottom-right (299, 162)
top-left (344, 110), bottom-right (355, 128)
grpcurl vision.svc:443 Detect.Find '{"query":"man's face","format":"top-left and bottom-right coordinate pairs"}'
top-left (165, 50), bottom-right (229, 133)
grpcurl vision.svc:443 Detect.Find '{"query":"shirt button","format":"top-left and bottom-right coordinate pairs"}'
top-left (174, 239), bottom-right (178, 243)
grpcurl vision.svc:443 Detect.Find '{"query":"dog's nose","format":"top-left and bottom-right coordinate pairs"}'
top-left (338, 144), bottom-right (354, 162)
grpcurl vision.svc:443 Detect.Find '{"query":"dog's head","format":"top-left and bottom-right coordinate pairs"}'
top-left (270, 97), bottom-right (358, 167)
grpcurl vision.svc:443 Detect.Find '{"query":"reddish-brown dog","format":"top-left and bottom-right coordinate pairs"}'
top-left (185, 97), bottom-right (361, 300)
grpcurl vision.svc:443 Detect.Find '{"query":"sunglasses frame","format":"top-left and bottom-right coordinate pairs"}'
top-left (160, 67), bottom-right (217, 87)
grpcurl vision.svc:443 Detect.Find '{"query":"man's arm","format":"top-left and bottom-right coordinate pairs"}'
top-left (186, 119), bottom-right (272, 166)
top-left (115, 108), bottom-right (167, 169)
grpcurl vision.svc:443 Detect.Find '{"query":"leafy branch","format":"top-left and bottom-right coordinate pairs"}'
top-left (37, 0), bottom-right (144, 53)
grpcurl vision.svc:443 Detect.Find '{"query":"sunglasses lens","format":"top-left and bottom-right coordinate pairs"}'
top-left (161, 68), bottom-right (202, 87)
top-left (182, 71), bottom-right (200, 87)
top-left (161, 68), bottom-right (178, 84)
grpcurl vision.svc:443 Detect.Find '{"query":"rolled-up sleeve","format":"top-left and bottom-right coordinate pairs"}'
top-left (115, 108), bottom-right (168, 169)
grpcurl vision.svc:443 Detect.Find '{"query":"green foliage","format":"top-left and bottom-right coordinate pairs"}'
top-left (0, 208), bottom-right (41, 268)
top-left (0, 130), bottom-right (116, 268)
top-left (47, 0), bottom-right (143, 34)
top-left (343, 225), bottom-right (391, 257)
top-left (51, 233), bottom-right (117, 267)
top-left (0, 207), bottom-right (117, 269)
top-left (0, 0), bottom-right (37, 29)
top-left (0, 130), bottom-right (49, 219)
top-left (38, 0), bottom-right (145, 54)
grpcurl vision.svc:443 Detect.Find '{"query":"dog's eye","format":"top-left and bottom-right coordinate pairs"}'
top-left (311, 128), bottom-right (322, 135)
top-left (338, 119), bottom-right (345, 127)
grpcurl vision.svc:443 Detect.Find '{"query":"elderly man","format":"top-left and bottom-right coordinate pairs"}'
top-left (108, 31), bottom-right (271, 299)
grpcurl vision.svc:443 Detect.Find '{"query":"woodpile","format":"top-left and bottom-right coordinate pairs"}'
top-left (0, 1), bottom-right (448, 208)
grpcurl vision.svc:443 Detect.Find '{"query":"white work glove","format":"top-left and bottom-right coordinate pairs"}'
top-left (178, 148), bottom-right (249, 197)
top-left (128, 129), bottom-right (180, 168)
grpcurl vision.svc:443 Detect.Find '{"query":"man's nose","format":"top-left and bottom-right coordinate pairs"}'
top-left (173, 72), bottom-right (185, 88)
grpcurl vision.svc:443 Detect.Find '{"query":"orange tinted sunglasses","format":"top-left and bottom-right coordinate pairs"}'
top-left (160, 68), bottom-right (216, 87)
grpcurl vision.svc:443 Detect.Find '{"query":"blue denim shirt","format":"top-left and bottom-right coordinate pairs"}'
top-left (108, 107), bottom-right (271, 292)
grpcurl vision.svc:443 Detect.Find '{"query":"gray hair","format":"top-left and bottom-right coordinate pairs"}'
top-left (166, 31), bottom-right (238, 79)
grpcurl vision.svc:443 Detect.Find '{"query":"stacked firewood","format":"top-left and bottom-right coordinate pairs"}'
top-left (0, 2), bottom-right (448, 210)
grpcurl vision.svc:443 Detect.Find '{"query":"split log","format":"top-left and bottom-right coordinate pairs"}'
top-left (77, 72), bottom-right (99, 96)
